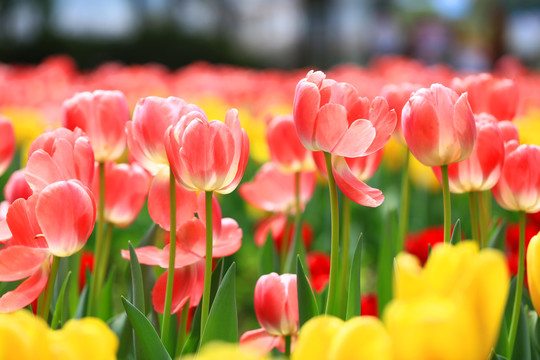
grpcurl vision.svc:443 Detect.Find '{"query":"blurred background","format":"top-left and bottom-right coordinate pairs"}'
top-left (1, 0), bottom-right (540, 71)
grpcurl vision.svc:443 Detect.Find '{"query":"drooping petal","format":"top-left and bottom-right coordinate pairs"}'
top-left (152, 266), bottom-right (197, 314)
top-left (332, 156), bottom-right (384, 207)
top-left (121, 246), bottom-right (165, 267)
top-left (0, 246), bottom-right (49, 281)
top-left (5, 195), bottom-right (46, 248)
top-left (0, 261), bottom-right (49, 313)
top-left (240, 328), bottom-right (281, 356)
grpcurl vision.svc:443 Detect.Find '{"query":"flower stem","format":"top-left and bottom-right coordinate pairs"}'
top-left (283, 171), bottom-right (305, 273)
top-left (39, 255), bottom-right (60, 321)
top-left (468, 192), bottom-right (481, 246)
top-left (397, 149), bottom-right (411, 253)
top-left (324, 152), bottom-right (340, 316)
top-left (88, 161), bottom-right (106, 316)
top-left (201, 191), bottom-right (214, 338)
top-left (175, 300), bottom-right (190, 358)
top-left (507, 211), bottom-right (526, 358)
top-left (161, 168), bottom-right (177, 353)
top-left (478, 191), bottom-right (489, 249)
top-left (338, 196), bottom-right (351, 317)
top-left (280, 217), bottom-right (292, 273)
top-left (440, 165), bottom-right (451, 244)
top-left (284, 335), bottom-right (291, 358)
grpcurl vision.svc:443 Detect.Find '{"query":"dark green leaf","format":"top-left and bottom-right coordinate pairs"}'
top-left (284, 212), bottom-right (307, 273)
top-left (122, 297), bottom-right (172, 360)
top-left (51, 271), bottom-right (71, 330)
top-left (200, 262), bottom-right (238, 346)
top-left (450, 218), bottom-right (461, 245)
top-left (74, 269), bottom-right (91, 319)
top-left (97, 266), bottom-right (116, 321)
top-left (377, 208), bottom-right (396, 314)
top-left (296, 256), bottom-right (319, 326)
top-left (129, 242), bottom-right (145, 312)
top-left (488, 220), bottom-right (507, 251)
top-left (346, 234), bottom-right (363, 320)
top-left (109, 312), bottom-right (133, 359)
top-left (260, 231), bottom-right (280, 274)
top-left (181, 302), bottom-right (202, 355)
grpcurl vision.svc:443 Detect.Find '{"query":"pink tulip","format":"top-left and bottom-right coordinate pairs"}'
top-left (433, 113), bottom-right (505, 193)
top-left (126, 96), bottom-right (205, 175)
top-left (498, 120), bottom-right (520, 143)
top-left (62, 90), bottom-right (130, 162)
top-left (91, 162), bottom-right (151, 228)
top-left (452, 73), bottom-right (518, 121)
top-left (165, 109), bottom-right (249, 194)
top-left (293, 70), bottom-right (396, 157)
top-left (0, 116), bottom-right (15, 177)
top-left (239, 162), bottom-right (315, 214)
top-left (266, 114), bottom-right (314, 172)
top-left (380, 82), bottom-right (421, 142)
top-left (25, 128), bottom-right (95, 192)
top-left (4, 169), bottom-right (32, 204)
top-left (345, 149), bottom-right (384, 182)
top-left (240, 273), bottom-right (299, 354)
top-left (402, 84), bottom-right (476, 166)
top-left (0, 180), bottom-right (96, 312)
top-left (493, 143), bottom-right (540, 213)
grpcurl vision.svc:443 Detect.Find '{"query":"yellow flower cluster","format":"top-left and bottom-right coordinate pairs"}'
top-left (0, 310), bottom-right (118, 360)
top-left (528, 231), bottom-right (540, 317)
top-left (291, 242), bottom-right (509, 360)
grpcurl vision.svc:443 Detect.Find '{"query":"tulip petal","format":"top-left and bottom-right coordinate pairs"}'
top-left (332, 156), bottom-right (384, 207)
top-left (0, 246), bottom-right (49, 281)
top-left (25, 150), bottom-right (64, 192)
top-left (332, 119), bottom-right (376, 157)
top-left (293, 316), bottom-right (343, 360)
top-left (365, 97), bottom-right (397, 154)
top-left (36, 181), bottom-right (96, 257)
top-left (152, 266), bottom-right (197, 314)
top-left (0, 261), bottom-right (49, 313)
top-left (314, 103), bottom-right (348, 153)
top-left (6, 196), bottom-right (47, 248)
top-left (293, 81), bottom-right (321, 151)
top-left (121, 246), bottom-right (165, 267)
top-left (0, 219), bottom-right (11, 243)
top-left (239, 329), bottom-right (281, 355)
top-left (213, 218), bottom-right (242, 258)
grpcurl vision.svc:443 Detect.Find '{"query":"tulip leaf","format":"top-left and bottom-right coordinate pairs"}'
top-left (209, 258), bottom-right (224, 303)
top-left (261, 232), bottom-right (280, 274)
top-left (377, 208), bottom-right (396, 314)
top-left (121, 297), bottom-right (172, 360)
top-left (98, 266), bottom-right (116, 321)
top-left (181, 302), bottom-right (202, 355)
top-left (109, 312), bottom-right (132, 359)
top-left (450, 218), bottom-right (461, 245)
top-left (200, 262), bottom-right (238, 346)
top-left (510, 304), bottom-right (531, 360)
top-left (284, 213), bottom-right (307, 273)
top-left (494, 355), bottom-right (508, 360)
top-left (128, 241), bottom-right (145, 360)
top-left (50, 271), bottom-right (71, 329)
top-left (296, 256), bottom-right (319, 326)
top-left (74, 270), bottom-right (90, 319)
top-left (488, 220), bottom-right (507, 251)
top-left (346, 234), bottom-right (363, 320)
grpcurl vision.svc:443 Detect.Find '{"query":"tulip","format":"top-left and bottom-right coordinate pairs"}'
top-left (254, 214), bottom-right (313, 253)
top-left (266, 114), bottom-right (314, 173)
top-left (405, 225), bottom-right (445, 265)
top-left (240, 273), bottom-right (299, 355)
top-left (187, 342), bottom-right (265, 360)
top-left (452, 73), bottom-right (518, 121)
top-left (0, 115), bottom-right (15, 177)
top-left (165, 108), bottom-right (249, 194)
top-left (25, 128), bottom-right (95, 192)
top-left (384, 242), bottom-right (509, 360)
top-left (62, 90), bottom-right (130, 162)
top-left (306, 251), bottom-right (331, 292)
top-left (4, 169), bottom-right (32, 204)
top-left (380, 82), bottom-right (422, 143)
top-left (527, 231), bottom-right (540, 317)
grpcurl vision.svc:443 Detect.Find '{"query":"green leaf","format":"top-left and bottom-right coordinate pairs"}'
top-left (209, 258), bottom-right (224, 305)
top-left (97, 266), bottom-right (116, 321)
top-left (129, 241), bottom-right (146, 360)
top-left (200, 262), bottom-right (238, 346)
top-left (450, 218), bottom-right (461, 245)
top-left (511, 304), bottom-right (531, 360)
top-left (377, 208), bottom-right (396, 314)
top-left (284, 212), bottom-right (307, 273)
top-left (488, 220), bottom-right (507, 251)
top-left (346, 234), bottom-right (363, 320)
top-left (494, 355), bottom-right (509, 360)
top-left (109, 312), bottom-right (132, 359)
top-left (296, 256), bottom-right (319, 326)
top-left (260, 232), bottom-right (280, 274)
top-left (51, 271), bottom-right (71, 330)
top-left (74, 269), bottom-right (91, 319)
top-left (181, 302), bottom-right (202, 355)
top-left (122, 297), bottom-right (172, 360)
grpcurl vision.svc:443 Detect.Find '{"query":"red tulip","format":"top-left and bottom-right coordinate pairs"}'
top-left (126, 96), bottom-right (205, 175)
top-left (0, 116), bottom-right (15, 177)
top-left (402, 84), bottom-right (476, 166)
top-left (254, 214), bottom-right (314, 253)
top-left (452, 73), bottom-right (518, 121)
top-left (492, 143), bottom-right (540, 213)
top-left (433, 113), bottom-right (505, 193)
top-left (79, 250), bottom-right (95, 292)
top-left (360, 293), bottom-right (379, 317)
top-left (380, 82), bottom-right (422, 142)
top-left (266, 114), bottom-right (314, 172)
top-left (91, 162), bottom-right (151, 228)
top-left (240, 162), bottom-right (315, 214)
top-left (62, 90), bottom-right (130, 162)
top-left (25, 128), bottom-right (95, 192)
top-left (306, 251), bottom-right (331, 292)
top-left (405, 225), bottom-right (445, 266)
top-left (165, 109), bottom-right (249, 194)
top-left (4, 169), bottom-right (32, 204)
top-left (293, 70), bottom-right (396, 157)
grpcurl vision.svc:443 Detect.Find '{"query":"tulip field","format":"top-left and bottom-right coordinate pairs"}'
top-left (1, 55), bottom-right (540, 359)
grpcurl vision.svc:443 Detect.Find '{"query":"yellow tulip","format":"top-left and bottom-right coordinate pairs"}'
top-left (0, 310), bottom-right (51, 360)
top-left (184, 342), bottom-right (267, 360)
top-left (292, 316), bottom-right (344, 360)
top-left (527, 231), bottom-right (540, 316)
top-left (385, 242), bottom-right (509, 360)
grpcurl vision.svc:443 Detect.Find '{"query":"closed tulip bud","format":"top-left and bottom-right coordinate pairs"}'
top-left (165, 109), bottom-right (249, 194)
top-left (492, 143), bottom-right (540, 213)
top-left (402, 84), bottom-right (476, 166)
top-left (527, 231), bottom-right (540, 316)
top-left (433, 113), bottom-right (505, 193)
top-left (254, 273), bottom-right (298, 336)
top-left (62, 90), bottom-right (130, 162)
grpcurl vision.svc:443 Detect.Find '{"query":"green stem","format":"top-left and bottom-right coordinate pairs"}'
top-left (283, 171), bottom-right (304, 273)
top-left (284, 335), bottom-right (291, 358)
top-left (161, 168), bottom-right (177, 352)
top-left (338, 196), bottom-right (351, 318)
top-left (88, 161), bottom-right (106, 316)
top-left (440, 165), bottom-right (452, 244)
top-left (280, 217), bottom-right (292, 273)
top-left (94, 222), bottom-right (114, 309)
top-left (39, 256), bottom-right (60, 321)
top-left (478, 191), bottom-right (489, 249)
top-left (175, 300), bottom-right (190, 358)
top-left (507, 211), bottom-right (526, 358)
top-left (397, 150), bottom-right (411, 253)
top-left (201, 191), bottom-right (214, 338)
top-left (468, 192), bottom-right (481, 246)
top-left (324, 152), bottom-right (340, 316)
